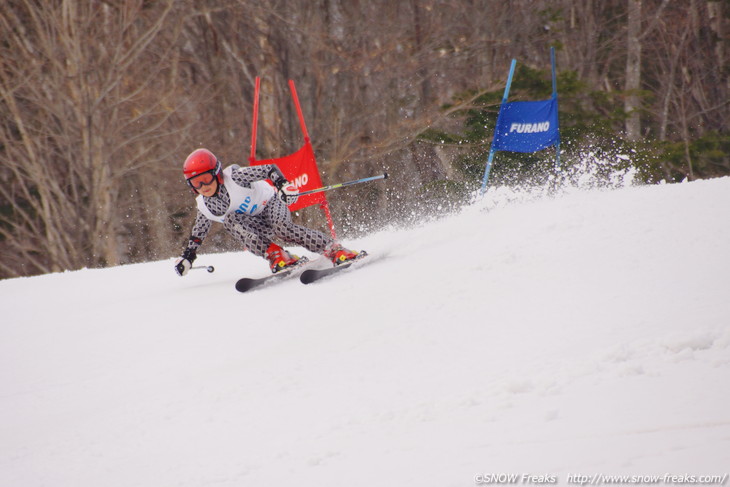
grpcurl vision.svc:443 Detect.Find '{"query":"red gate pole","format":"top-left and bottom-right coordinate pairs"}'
top-left (321, 201), bottom-right (337, 240)
top-left (289, 80), bottom-right (310, 143)
top-left (289, 79), bottom-right (337, 239)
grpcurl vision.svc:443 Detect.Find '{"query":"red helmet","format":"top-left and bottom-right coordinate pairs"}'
top-left (183, 148), bottom-right (223, 191)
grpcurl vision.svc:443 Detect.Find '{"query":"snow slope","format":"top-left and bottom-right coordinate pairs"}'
top-left (2, 178), bottom-right (730, 487)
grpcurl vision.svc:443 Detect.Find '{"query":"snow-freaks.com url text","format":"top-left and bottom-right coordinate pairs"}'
top-left (473, 474), bottom-right (728, 486)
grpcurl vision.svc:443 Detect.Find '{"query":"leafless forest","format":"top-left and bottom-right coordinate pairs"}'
top-left (1, 0), bottom-right (727, 278)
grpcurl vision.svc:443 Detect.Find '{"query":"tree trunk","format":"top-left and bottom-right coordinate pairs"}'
top-left (625, 0), bottom-right (642, 141)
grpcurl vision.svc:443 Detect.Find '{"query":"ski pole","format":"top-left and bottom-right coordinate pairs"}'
top-left (296, 173), bottom-right (388, 197)
top-left (191, 265), bottom-right (215, 273)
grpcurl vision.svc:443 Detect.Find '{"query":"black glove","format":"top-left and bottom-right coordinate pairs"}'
top-left (267, 166), bottom-right (287, 190)
top-left (174, 248), bottom-right (197, 276)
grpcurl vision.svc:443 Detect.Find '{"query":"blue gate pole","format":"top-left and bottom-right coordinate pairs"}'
top-left (480, 148), bottom-right (497, 194)
top-left (550, 47), bottom-right (561, 171)
top-left (481, 59), bottom-right (517, 194)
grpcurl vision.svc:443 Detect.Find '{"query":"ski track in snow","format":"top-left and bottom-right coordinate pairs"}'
top-left (2, 178), bottom-right (730, 487)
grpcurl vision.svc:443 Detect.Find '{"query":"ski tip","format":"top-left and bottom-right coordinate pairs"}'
top-left (299, 270), bottom-right (317, 285)
top-left (235, 278), bottom-right (254, 293)
top-left (382, 172), bottom-right (389, 180)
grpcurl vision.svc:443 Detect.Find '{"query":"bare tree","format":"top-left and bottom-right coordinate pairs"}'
top-left (625, 0), bottom-right (642, 140)
top-left (0, 0), bottom-right (187, 276)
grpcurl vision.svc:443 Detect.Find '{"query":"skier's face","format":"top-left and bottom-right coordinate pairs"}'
top-left (196, 177), bottom-right (218, 197)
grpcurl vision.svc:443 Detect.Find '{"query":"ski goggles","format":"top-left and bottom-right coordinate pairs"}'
top-left (187, 170), bottom-right (217, 190)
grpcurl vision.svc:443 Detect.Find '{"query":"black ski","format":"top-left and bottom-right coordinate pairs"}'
top-left (300, 252), bottom-right (368, 285)
top-left (235, 257), bottom-right (310, 293)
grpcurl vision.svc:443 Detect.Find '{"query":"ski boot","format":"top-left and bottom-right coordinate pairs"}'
top-left (265, 243), bottom-right (302, 273)
top-left (324, 243), bottom-right (361, 266)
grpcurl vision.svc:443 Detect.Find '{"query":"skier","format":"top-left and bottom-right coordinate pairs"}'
top-left (174, 148), bottom-right (360, 277)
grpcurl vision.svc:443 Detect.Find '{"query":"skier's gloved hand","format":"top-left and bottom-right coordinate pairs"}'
top-left (174, 248), bottom-right (196, 276)
top-left (267, 166), bottom-right (287, 190)
top-left (175, 258), bottom-right (192, 276)
top-left (277, 182), bottom-right (299, 205)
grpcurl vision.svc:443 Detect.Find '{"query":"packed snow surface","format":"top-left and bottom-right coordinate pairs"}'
top-left (2, 178), bottom-right (730, 487)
